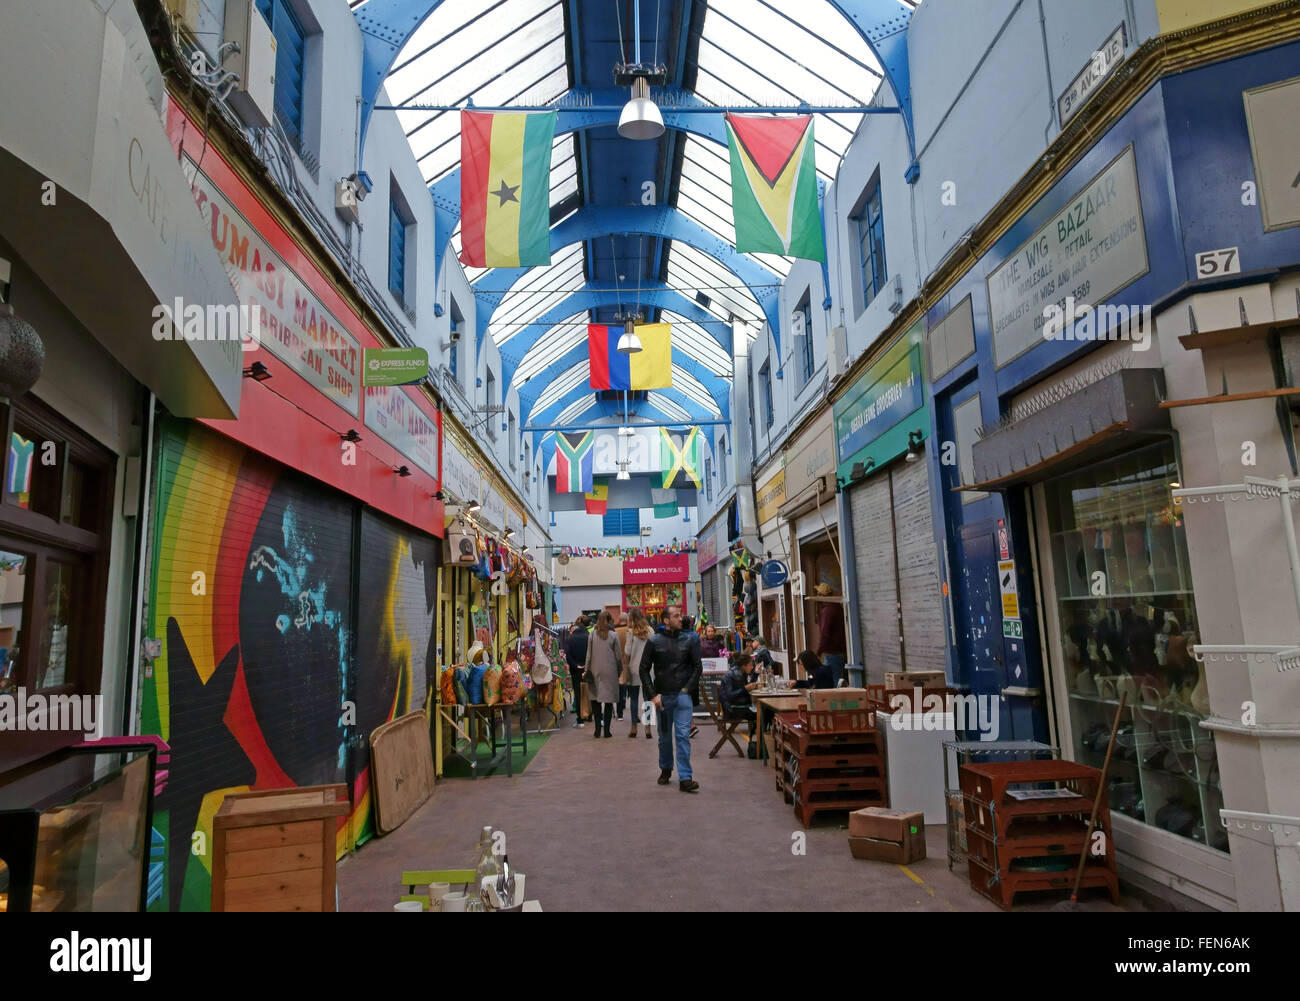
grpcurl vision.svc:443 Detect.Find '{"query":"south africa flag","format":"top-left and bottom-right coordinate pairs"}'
top-left (724, 114), bottom-right (825, 262)
top-left (555, 431), bottom-right (595, 494)
top-left (459, 110), bottom-right (556, 268)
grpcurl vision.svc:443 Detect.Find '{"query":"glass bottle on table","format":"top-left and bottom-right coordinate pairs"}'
top-left (475, 825), bottom-right (500, 888)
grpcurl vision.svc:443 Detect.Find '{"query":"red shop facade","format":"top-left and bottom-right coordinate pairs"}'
top-left (622, 553), bottom-right (691, 616)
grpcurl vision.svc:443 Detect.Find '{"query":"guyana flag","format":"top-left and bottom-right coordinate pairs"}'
top-left (660, 427), bottom-right (703, 490)
top-left (459, 110), bottom-right (556, 268)
top-left (588, 323), bottom-right (672, 390)
top-left (724, 113), bottom-right (825, 262)
top-left (555, 431), bottom-right (594, 494)
top-left (584, 479), bottom-right (609, 515)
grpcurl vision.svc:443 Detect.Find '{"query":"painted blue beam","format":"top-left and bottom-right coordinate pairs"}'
top-left (518, 347), bottom-right (728, 428)
top-left (471, 205), bottom-right (775, 364)
top-left (355, 3), bottom-right (915, 168)
top-left (496, 282), bottom-right (732, 385)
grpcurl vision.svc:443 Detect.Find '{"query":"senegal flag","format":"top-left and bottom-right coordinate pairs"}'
top-left (588, 323), bottom-right (671, 390)
top-left (459, 110), bottom-right (556, 268)
top-left (724, 114), bottom-right (825, 262)
top-left (584, 479), bottom-right (609, 515)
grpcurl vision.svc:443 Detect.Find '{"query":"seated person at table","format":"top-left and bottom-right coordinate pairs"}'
top-left (789, 650), bottom-right (836, 690)
top-left (748, 636), bottom-right (775, 672)
top-left (719, 652), bottom-right (760, 737)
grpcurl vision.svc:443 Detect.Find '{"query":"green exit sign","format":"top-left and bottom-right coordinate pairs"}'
top-left (1002, 619), bottom-right (1023, 639)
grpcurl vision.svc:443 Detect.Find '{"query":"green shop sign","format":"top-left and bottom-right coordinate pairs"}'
top-left (363, 346), bottom-right (429, 386)
top-left (833, 320), bottom-right (927, 478)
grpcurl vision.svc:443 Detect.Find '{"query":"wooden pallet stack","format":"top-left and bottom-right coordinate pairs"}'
top-left (959, 759), bottom-right (1119, 909)
top-left (774, 708), bottom-right (887, 828)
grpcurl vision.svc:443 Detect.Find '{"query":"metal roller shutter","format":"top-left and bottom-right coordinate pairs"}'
top-left (850, 475), bottom-right (900, 679)
top-left (892, 459), bottom-right (944, 671)
top-left (702, 565), bottom-right (718, 626)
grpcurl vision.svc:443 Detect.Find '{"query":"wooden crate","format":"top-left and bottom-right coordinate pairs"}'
top-left (211, 785), bottom-right (350, 912)
top-left (967, 857), bottom-right (1118, 909)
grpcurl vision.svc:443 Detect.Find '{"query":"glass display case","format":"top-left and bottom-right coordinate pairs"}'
top-left (0, 743), bottom-right (157, 913)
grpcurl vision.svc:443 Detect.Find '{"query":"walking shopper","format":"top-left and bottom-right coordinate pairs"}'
top-left (621, 609), bottom-right (653, 738)
top-left (615, 612), bottom-right (629, 720)
top-left (639, 606), bottom-right (703, 792)
top-left (790, 649), bottom-right (836, 689)
top-left (817, 600), bottom-right (847, 682)
top-left (701, 622), bottom-right (727, 660)
top-left (566, 616), bottom-right (591, 726)
top-left (584, 611), bottom-right (621, 738)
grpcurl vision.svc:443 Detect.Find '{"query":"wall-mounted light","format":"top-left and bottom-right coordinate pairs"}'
top-left (434, 490), bottom-right (446, 501)
top-left (467, 500), bottom-right (482, 513)
top-left (242, 360), bottom-right (272, 381)
top-left (905, 430), bottom-right (925, 463)
top-left (849, 458), bottom-right (874, 482)
top-left (341, 429), bottom-right (362, 443)
top-left (394, 465), bottom-right (412, 477)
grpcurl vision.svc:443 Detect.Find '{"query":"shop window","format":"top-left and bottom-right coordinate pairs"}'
top-left (602, 509), bottom-right (639, 537)
top-left (388, 188), bottom-right (413, 309)
top-left (852, 173), bottom-right (887, 311)
top-left (796, 291), bottom-right (815, 384)
top-left (0, 396), bottom-right (114, 757)
top-left (951, 394), bottom-right (988, 504)
top-left (255, 0), bottom-right (308, 150)
top-left (1043, 442), bottom-right (1224, 851)
top-left (718, 435), bottom-right (728, 489)
top-left (449, 302), bottom-right (463, 381)
top-left (508, 411), bottom-right (517, 469)
top-left (759, 361), bottom-right (774, 430)
top-left (704, 458), bottom-right (713, 502)
top-left (485, 371), bottom-right (497, 441)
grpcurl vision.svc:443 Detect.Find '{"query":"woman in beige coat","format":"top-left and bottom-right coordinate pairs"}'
top-left (584, 611), bottom-right (622, 738)
top-left (620, 609), bottom-right (653, 738)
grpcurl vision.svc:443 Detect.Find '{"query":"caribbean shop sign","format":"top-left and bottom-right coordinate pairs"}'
top-left (363, 347), bottom-right (428, 386)
top-left (623, 553), bottom-right (690, 584)
top-left (363, 386), bottom-right (440, 480)
top-left (834, 336), bottom-right (924, 466)
top-left (182, 156), bottom-right (361, 415)
top-left (698, 529), bottom-right (719, 571)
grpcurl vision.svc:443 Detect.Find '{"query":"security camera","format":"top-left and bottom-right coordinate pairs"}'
top-left (449, 328), bottom-right (462, 343)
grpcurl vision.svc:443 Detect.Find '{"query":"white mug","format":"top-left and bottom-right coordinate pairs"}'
top-left (393, 901), bottom-right (423, 912)
top-left (428, 881), bottom-right (450, 912)
top-left (440, 891), bottom-right (470, 912)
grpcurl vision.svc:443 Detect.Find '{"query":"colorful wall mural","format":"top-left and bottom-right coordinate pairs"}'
top-left (143, 420), bottom-right (438, 911)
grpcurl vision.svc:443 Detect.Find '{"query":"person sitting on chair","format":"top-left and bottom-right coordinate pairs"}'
top-left (719, 651), bottom-right (760, 740)
top-left (788, 649), bottom-right (836, 690)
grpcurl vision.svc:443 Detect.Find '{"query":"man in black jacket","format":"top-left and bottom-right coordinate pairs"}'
top-left (565, 616), bottom-right (591, 726)
top-left (639, 606), bottom-right (703, 792)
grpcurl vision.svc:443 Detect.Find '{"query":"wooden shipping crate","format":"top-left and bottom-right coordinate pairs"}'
top-left (211, 784), bottom-right (350, 912)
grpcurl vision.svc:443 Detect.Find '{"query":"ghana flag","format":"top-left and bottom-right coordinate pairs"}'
top-left (588, 323), bottom-right (672, 390)
top-left (555, 430), bottom-right (595, 494)
top-left (459, 110), bottom-right (556, 268)
top-left (724, 113), bottom-right (825, 262)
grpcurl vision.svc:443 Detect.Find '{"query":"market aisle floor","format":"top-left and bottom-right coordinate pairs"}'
top-left (338, 717), bottom-right (1145, 912)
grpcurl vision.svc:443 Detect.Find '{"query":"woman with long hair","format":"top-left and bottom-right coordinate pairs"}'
top-left (621, 609), bottom-right (654, 738)
top-left (700, 622), bottom-right (726, 660)
top-left (790, 649), bottom-right (835, 689)
top-left (583, 610), bottom-right (622, 738)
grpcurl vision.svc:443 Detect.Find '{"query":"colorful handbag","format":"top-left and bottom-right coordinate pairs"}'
top-left (482, 666), bottom-right (502, 706)
top-left (440, 666), bottom-right (458, 706)
top-left (499, 662), bottom-right (522, 704)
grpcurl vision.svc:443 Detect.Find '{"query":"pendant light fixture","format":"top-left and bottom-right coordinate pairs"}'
top-left (616, 0), bottom-right (666, 141)
top-left (616, 314), bottom-right (643, 354)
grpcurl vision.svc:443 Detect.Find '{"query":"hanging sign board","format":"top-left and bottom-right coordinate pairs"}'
top-left (761, 560), bottom-right (789, 588)
top-left (363, 347), bottom-right (428, 386)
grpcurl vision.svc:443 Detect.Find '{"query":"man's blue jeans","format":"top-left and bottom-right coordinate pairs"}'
top-left (656, 690), bottom-right (693, 781)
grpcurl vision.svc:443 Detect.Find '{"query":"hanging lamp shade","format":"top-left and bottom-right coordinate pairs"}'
top-left (618, 77), bottom-right (664, 141)
top-left (616, 317), bottom-right (643, 354)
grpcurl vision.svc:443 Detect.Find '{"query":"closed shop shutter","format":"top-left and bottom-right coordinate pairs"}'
top-left (146, 420), bottom-right (356, 909)
top-left (354, 509), bottom-right (440, 788)
top-left (850, 475), bottom-right (900, 679)
top-left (702, 565), bottom-right (718, 626)
top-left (892, 459), bottom-right (944, 670)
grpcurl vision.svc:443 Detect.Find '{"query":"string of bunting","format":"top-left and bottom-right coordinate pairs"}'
top-left (557, 540), bottom-right (698, 560)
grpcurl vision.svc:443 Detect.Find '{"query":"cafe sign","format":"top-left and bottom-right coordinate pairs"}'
top-left (834, 323), bottom-right (924, 471)
top-left (986, 145), bottom-right (1149, 367)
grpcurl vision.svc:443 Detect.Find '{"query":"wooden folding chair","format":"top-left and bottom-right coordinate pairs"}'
top-left (701, 680), bottom-right (746, 759)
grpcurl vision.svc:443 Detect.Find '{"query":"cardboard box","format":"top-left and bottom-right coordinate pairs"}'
top-left (847, 834), bottom-right (925, 864)
top-left (807, 687), bottom-right (870, 711)
top-left (847, 807), bottom-right (925, 863)
top-left (884, 670), bottom-right (946, 690)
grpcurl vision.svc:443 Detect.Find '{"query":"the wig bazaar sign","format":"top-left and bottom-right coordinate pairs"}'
top-left (181, 155), bottom-right (361, 415)
top-left (364, 386), bottom-right (440, 480)
top-left (622, 553), bottom-right (691, 584)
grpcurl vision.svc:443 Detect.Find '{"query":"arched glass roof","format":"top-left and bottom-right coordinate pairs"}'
top-left (362, 0), bottom-right (920, 427)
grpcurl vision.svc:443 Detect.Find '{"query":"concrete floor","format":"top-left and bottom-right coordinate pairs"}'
top-left (338, 717), bottom-right (1143, 912)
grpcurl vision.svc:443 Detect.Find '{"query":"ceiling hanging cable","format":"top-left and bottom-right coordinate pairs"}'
top-left (614, 0), bottom-right (627, 66)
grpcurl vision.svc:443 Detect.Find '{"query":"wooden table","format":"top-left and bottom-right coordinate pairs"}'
top-left (752, 692), bottom-right (806, 766)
